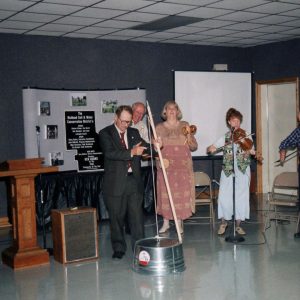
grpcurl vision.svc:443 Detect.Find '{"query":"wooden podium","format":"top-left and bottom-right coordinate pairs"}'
top-left (0, 158), bottom-right (58, 269)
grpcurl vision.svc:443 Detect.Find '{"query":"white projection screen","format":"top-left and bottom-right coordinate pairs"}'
top-left (174, 71), bottom-right (252, 156)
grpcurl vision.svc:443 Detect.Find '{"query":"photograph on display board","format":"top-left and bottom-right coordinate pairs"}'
top-left (38, 101), bottom-right (51, 116)
top-left (70, 93), bottom-right (87, 106)
top-left (101, 99), bottom-right (118, 113)
top-left (45, 124), bottom-right (58, 139)
top-left (49, 151), bottom-right (64, 166)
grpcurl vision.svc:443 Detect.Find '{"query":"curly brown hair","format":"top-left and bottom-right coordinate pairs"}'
top-left (226, 108), bottom-right (243, 125)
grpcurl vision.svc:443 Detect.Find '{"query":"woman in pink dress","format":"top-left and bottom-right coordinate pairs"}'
top-left (156, 101), bottom-right (198, 234)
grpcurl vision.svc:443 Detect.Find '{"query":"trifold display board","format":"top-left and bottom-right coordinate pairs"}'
top-left (174, 71), bottom-right (252, 157)
top-left (23, 88), bottom-right (146, 171)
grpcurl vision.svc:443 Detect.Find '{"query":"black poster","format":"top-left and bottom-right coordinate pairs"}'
top-left (65, 111), bottom-right (103, 171)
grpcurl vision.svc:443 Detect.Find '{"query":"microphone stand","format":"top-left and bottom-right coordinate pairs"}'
top-left (36, 126), bottom-right (53, 255)
top-left (225, 127), bottom-right (245, 243)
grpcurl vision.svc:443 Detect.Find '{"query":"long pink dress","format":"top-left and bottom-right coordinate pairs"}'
top-left (156, 121), bottom-right (198, 220)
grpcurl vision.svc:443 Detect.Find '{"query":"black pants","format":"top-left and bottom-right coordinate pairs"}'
top-left (104, 175), bottom-right (144, 253)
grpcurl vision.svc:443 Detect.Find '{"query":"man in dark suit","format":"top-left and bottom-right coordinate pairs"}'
top-left (99, 105), bottom-right (152, 259)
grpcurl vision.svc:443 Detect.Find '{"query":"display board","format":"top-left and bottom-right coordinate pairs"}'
top-left (23, 88), bottom-right (146, 171)
top-left (174, 71), bottom-right (252, 156)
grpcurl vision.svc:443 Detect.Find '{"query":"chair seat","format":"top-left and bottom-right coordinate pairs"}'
top-left (264, 171), bottom-right (299, 234)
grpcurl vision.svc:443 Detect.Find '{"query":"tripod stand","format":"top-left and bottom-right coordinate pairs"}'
top-left (225, 129), bottom-right (245, 243)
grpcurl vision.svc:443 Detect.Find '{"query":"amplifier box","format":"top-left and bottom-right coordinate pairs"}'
top-left (51, 207), bottom-right (99, 264)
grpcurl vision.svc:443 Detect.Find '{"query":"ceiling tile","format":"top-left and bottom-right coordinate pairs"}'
top-left (216, 11), bottom-right (267, 22)
top-left (223, 22), bottom-right (266, 31)
top-left (75, 26), bottom-right (118, 34)
top-left (10, 12), bottom-right (61, 22)
top-left (25, 3), bottom-right (82, 15)
top-left (172, 33), bottom-right (209, 41)
top-left (280, 8), bottom-right (300, 18)
top-left (64, 32), bottom-right (99, 38)
top-left (246, 2), bottom-right (300, 14)
top-left (93, 0), bottom-right (155, 10)
top-left (0, 27), bottom-right (26, 34)
top-left (27, 30), bottom-right (63, 36)
top-left (43, 0), bottom-right (100, 5)
top-left (130, 36), bottom-right (163, 42)
top-left (283, 27), bottom-right (300, 35)
top-left (161, 39), bottom-right (191, 44)
top-left (97, 35), bottom-right (131, 40)
top-left (164, 0), bottom-right (217, 5)
top-left (281, 19), bottom-right (300, 27)
top-left (179, 7), bottom-right (233, 18)
top-left (207, 0), bottom-right (268, 10)
top-left (72, 7), bottom-right (125, 19)
top-left (144, 31), bottom-right (184, 39)
top-left (164, 26), bottom-right (203, 34)
top-left (109, 29), bottom-right (150, 37)
top-left (0, 10), bottom-right (17, 19)
top-left (138, 3), bottom-right (196, 15)
top-left (202, 28), bottom-right (238, 36)
top-left (0, 20), bottom-right (42, 30)
top-left (189, 19), bottom-right (236, 28)
top-left (94, 19), bottom-right (142, 29)
top-left (249, 14), bottom-right (297, 25)
top-left (227, 31), bottom-right (265, 38)
top-left (54, 16), bottom-right (99, 26)
top-left (36, 23), bottom-right (82, 32)
top-left (251, 24), bottom-right (295, 33)
top-left (0, 0), bottom-right (34, 11)
top-left (115, 12), bottom-right (163, 22)
top-left (204, 35), bottom-right (240, 43)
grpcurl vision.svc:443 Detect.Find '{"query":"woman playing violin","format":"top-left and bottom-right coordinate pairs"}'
top-left (207, 108), bottom-right (256, 236)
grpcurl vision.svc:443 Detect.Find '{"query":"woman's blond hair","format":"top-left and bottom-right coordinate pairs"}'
top-left (160, 100), bottom-right (183, 120)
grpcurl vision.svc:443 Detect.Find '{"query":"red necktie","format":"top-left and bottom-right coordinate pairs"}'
top-left (120, 132), bottom-right (132, 170)
top-left (120, 132), bottom-right (127, 149)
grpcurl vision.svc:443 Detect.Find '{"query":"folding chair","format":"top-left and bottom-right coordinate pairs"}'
top-left (192, 171), bottom-right (215, 228)
top-left (264, 171), bottom-right (299, 233)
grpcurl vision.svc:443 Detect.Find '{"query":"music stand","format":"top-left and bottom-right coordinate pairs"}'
top-left (225, 129), bottom-right (245, 243)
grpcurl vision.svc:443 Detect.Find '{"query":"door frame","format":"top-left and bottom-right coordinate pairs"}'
top-left (255, 77), bottom-right (299, 194)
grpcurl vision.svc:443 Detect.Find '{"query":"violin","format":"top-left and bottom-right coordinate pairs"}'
top-left (232, 128), bottom-right (253, 151)
top-left (207, 128), bottom-right (264, 164)
top-left (234, 128), bottom-right (264, 164)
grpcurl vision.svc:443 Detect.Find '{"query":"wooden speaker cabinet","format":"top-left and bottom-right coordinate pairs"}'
top-left (51, 207), bottom-right (99, 264)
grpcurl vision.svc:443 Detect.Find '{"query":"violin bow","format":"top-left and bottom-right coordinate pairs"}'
top-left (274, 149), bottom-right (298, 165)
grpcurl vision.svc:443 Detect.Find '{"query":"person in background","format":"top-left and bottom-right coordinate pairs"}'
top-left (207, 108), bottom-right (255, 236)
top-left (132, 102), bottom-right (149, 143)
top-left (279, 111), bottom-right (300, 238)
top-left (98, 105), bottom-right (152, 259)
top-left (156, 100), bottom-right (198, 234)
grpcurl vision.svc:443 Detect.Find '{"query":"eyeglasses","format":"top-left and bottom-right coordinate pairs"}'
top-left (118, 118), bottom-right (132, 126)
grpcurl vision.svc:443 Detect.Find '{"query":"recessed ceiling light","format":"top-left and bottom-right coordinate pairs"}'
top-left (131, 15), bottom-right (204, 31)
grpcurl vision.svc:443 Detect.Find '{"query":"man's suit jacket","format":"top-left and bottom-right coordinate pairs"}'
top-left (99, 124), bottom-right (151, 197)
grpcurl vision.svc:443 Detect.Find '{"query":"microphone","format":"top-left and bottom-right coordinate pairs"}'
top-left (36, 126), bottom-right (40, 133)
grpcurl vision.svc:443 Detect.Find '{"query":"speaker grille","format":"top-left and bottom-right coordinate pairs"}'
top-left (52, 208), bottom-right (99, 264)
top-left (64, 212), bottom-right (97, 262)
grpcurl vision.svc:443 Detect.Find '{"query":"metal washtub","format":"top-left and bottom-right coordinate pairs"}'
top-left (133, 237), bottom-right (185, 276)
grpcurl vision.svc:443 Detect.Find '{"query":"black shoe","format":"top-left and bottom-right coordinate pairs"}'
top-left (112, 251), bottom-right (125, 259)
top-left (294, 232), bottom-right (300, 238)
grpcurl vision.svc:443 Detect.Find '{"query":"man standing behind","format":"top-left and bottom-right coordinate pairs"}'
top-left (99, 105), bottom-right (151, 259)
top-left (132, 102), bottom-right (149, 143)
top-left (279, 111), bottom-right (300, 238)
